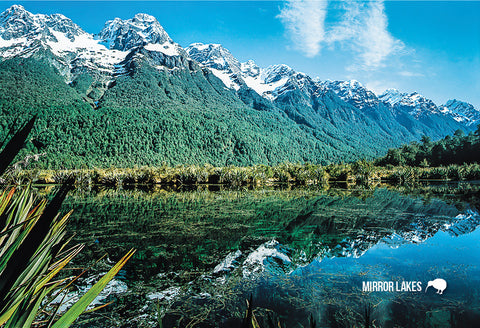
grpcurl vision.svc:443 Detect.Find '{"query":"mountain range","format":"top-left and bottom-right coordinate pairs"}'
top-left (0, 5), bottom-right (478, 168)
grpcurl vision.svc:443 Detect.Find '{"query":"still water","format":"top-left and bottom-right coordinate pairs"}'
top-left (53, 182), bottom-right (480, 327)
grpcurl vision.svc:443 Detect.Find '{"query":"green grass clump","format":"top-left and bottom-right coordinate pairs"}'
top-left (0, 116), bottom-right (134, 327)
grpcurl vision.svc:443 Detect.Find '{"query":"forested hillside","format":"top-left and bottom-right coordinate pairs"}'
top-left (0, 57), bottom-right (344, 168)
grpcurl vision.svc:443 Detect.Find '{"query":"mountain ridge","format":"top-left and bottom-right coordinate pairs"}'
top-left (188, 42), bottom-right (477, 138)
top-left (0, 5), bottom-right (477, 168)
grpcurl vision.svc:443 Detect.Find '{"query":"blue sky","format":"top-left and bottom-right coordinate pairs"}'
top-left (1, 1), bottom-right (479, 107)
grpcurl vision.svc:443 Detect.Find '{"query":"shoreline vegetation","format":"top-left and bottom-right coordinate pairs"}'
top-left (7, 126), bottom-right (479, 187)
top-left (8, 162), bottom-right (480, 187)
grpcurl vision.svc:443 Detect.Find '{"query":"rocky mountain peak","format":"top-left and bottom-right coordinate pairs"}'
top-left (240, 60), bottom-right (260, 78)
top-left (379, 89), bottom-right (440, 116)
top-left (132, 13), bottom-right (157, 23)
top-left (186, 43), bottom-right (298, 99)
top-left (401, 92), bottom-right (439, 116)
top-left (378, 88), bottom-right (403, 106)
top-left (321, 79), bottom-right (379, 110)
top-left (98, 13), bottom-right (172, 51)
top-left (442, 99), bottom-right (480, 126)
top-left (1, 4), bottom-right (27, 16)
top-left (185, 43), bottom-right (241, 74)
top-left (0, 5), bottom-right (84, 41)
top-left (262, 64), bottom-right (295, 84)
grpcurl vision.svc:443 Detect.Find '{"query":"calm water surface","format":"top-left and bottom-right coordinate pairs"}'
top-left (52, 183), bottom-right (480, 327)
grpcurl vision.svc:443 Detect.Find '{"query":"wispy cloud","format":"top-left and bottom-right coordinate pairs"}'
top-left (278, 0), bottom-right (406, 70)
top-left (346, 1), bottom-right (405, 70)
top-left (277, 0), bottom-right (328, 58)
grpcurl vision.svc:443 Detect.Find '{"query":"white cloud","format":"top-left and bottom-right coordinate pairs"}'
top-left (398, 70), bottom-right (424, 77)
top-left (278, 0), bottom-right (406, 70)
top-left (277, 0), bottom-right (328, 58)
top-left (353, 1), bottom-right (405, 70)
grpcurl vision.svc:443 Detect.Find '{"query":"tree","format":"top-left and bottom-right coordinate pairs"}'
top-left (454, 129), bottom-right (465, 138)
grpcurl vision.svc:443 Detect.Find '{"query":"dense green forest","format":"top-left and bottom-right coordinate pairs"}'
top-left (2, 56), bottom-right (477, 170)
top-left (0, 55), bottom-right (418, 170)
top-left (377, 127), bottom-right (480, 166)
top-left (0, 57), bottom-right (349, 169)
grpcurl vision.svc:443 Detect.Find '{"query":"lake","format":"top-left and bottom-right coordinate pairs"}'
top-left (51, 182), bottom-right (480, 327)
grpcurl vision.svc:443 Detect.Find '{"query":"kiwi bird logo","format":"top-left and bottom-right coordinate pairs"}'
top-left (425, 278), bottom-right (447, 295)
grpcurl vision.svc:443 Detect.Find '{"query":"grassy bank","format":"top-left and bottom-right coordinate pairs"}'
top-left (9, 162), bottom-right (480, 187)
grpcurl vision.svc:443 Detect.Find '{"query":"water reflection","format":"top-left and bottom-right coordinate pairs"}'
top-left (287, 225), bottom-right (480, 327)
top-left (54, 183), bottom-right (480, 327)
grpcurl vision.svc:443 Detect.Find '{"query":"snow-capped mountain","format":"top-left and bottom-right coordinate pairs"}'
top-left (379, 89), bottom-right (441, 118)
top-left (323, 82), bottom-right (476, 128)
top-left (186, 43), bottom-right (240, 74)
top-left (0, 4), bottom-right (477, 167)
top-left (186, 43), bottom-right (295, 100)
top-left (320, 80), bottom-right (379, 110)
top-left (2, 5), bottom-right (476, 132)
top-left (98, 13), bottom-right (172, 51)
top-left (185, 41), bottom-right (477, 134)
top-left (0, 5), bottom-right (123, 74)
top-left (377, 88), bottom-right (402, 107)
top-left (186, 43), bottom-right (243, 90)
top-left (184, 41), bottom-right (469, 145)
top-left (441, 99), bottom-right (480, 126)
top-left (0, 4), bottom-right (104, 75)
top-left (324, 83), bottom-right (478, 133)
top-left (376, 88), bottom-right (472, 135)
top-left (0, 5), bottom-right (83, 42)
top-left (0, 5), bottom-right (187, 80)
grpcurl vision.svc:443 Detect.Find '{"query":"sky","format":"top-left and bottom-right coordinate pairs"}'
top-left (1, 1), bottom-right (479, 108)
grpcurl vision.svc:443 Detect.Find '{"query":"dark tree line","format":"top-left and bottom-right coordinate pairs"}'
top-left (377, 127), bottom-right (480, 167)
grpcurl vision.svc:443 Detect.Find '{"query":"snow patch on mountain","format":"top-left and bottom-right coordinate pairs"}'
top-left (144, 42), bottom-right (179, 56)
top-left (0, 35), bottom-right (26, 48)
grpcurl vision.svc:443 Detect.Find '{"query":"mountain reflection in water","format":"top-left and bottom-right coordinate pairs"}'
top-left (49, 183), bottom-right (480, 327)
